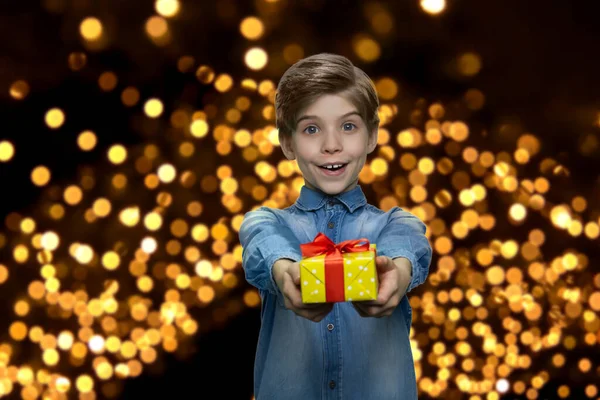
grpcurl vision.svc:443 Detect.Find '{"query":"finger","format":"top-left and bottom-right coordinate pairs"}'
top-left (284, 277), bottom-right (335, 312)
top-left (290, 263), bottom-right (301, 285)
top-left (302, 303), bottom-right (334, 316)
top-left (292, 272), bottom-right (300, 286)
top-left (365, 295), bottom-right (400, 317)
top-left (375, 273), bottom-right (397, 305)
top-left (352, 302), bottom-right (370, 318)
top-left (298, 300), bottom-right (331, 316)
top-left (361, 287), bottom-right (394, 307)
top-left (376, 284), bottom-right (394, 305)
top-left (376, 255), bottom-right (394, 272)
top-left (309, 307), bottom-right (333, 322)
top-left (283, 273), bottom-right (304, 309)
top-left (300, 302), bottom-right (328, 309)
top-left (296, 304), bottom-right (331, 322)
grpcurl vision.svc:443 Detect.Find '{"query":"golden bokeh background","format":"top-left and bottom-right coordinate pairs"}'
top-left (1, 0), bottom-right (600, 399)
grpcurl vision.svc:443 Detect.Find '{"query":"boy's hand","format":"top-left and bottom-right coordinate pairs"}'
top-left (273, 259), bottom-right (334, 323)
top-left (353, 256), bottom-right (411, 318)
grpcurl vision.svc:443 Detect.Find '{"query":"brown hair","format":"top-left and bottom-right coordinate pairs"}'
top-left (275, 53), bottom-right (380, 136)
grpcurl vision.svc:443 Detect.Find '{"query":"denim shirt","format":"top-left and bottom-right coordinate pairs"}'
top-left (239, 185), bottom-right (432, 400)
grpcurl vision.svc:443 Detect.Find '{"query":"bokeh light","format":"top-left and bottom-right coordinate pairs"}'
top-left (244, 48), bottom-right (268, 71)
top-left (0, 141), bottom-right (15, 162)
top-left (155, 0), bottom-right (180, 18)
top-left (421, 0), bottom-right (446, 15)
top-left (79, 17), bottom-right (103, 41)
top-left (240, 17), bottom-right (264, 40)
top-left (0, 2), bottom-right (598, 399)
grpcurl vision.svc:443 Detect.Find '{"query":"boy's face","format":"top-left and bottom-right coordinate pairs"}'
top-left (279, 94), bottom-right (378, 196)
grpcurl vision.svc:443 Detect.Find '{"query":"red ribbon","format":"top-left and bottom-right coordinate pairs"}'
top-left (300, 233), bottom-right (370, 302)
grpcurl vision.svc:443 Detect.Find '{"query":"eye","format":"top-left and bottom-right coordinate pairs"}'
top-left (343, 122), bottom-right (357, 131)
top-left (303, 125), bottom-right (319, 135)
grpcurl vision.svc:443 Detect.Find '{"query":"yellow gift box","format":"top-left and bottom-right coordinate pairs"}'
top-left (299, 233), bottom-right (379, 303)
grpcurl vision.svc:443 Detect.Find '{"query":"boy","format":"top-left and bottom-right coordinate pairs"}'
top-left (239, 53), bottom-right (432, 400)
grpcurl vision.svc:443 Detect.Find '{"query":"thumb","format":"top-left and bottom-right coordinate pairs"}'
top-left (290, 262), bottom-right (301, 285)
top-left (376, 256), bottom-right (394, 272)
top-left (292, 273), bottom-right (300, 286)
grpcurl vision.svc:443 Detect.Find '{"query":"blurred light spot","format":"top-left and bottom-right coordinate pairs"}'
top-left (121, 87), bottom-right (140, 107)
top-left (158, 164), bottom-right (177, 183)
top-left (420, 0), bottom-right (446, 15)
top-left (177, 55), bottom-right (195, 73)
top-left (458, 52), bottom-right (482, 76)
top-left (98, 71), bottom-right (118, 91)
top-left (64, 185), bottom-right (83, 205)
top-left (245, 47), bottom-right (268, 70)
top-left (240, 16), bottom-right (264, 40)
top-left (9, 321), bottom-right (27, 341)
top-left (108, 145), bottom-right (127, 164)
top-left (144, 98), bottom-right (164, 118)
top-left (146, 16), bottom-right (168, 38)
top-left (214, 74), bottom-right (233, 92)
top-left (509, 203), bottom-right (527, 222)
top-left (0, 264), bottom-right (9, 284)
top-left (76, 374), bottom-right (93, 393)
top-left (68, 52), bottom-right (87, 70)
top-left (244, 290), bottom-right (261, 307)
top-left (141, 237), bottom-right (157, 254)
top-left (45, 108), bottom-right (65, 129)
top-left (428, 103), bottom-right (445, 119)
top-left (464, 88), bottom-right (485, 110)
top-left (450, 122), bottom-right (469, 141)
top-left (572, 196), bottom-right (587, 212)
top-left (375, 78), bottom-right (398, 100)
top-left (196, 66), bottom-right (215, 84)
top-left (92, 198), bottom-right (111, 217)
top-left (190, 119), bottom-right (209, 138)
top-left (31, 165), bottom-right (50, 186)
top-left (9, 80), bottom-right (29, 100)
top-left (353, 35), bottom-right (381, 62)
top-left (0, 141), bottom-right (15, 162)
top-left (79, 17), bottom-right (103, 41)
top-left (41, 231), bottom-right (59, 251)
top-left (197, 285), bottom-right (215, 302)
top-left (551, 205), bottom-right (571, 229)
top-left (370, 10), bottom-right (393, 35)
top-left (283, 44), bottom-right (304, 64)
top-left (77, 130), bottom-right (97, 151)
top-left (155, 0), bottom-right (180, 17)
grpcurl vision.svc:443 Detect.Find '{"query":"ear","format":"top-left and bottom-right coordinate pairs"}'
top-left (278, 129), bottom-right (296, 160)
top-left (366, 127), bottom-right (378, 154)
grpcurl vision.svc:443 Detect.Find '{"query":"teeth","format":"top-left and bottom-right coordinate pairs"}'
top-left (323, 164), bottom-right (343, 170)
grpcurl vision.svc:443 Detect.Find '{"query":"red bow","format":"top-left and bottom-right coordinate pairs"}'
top-left (300, 233), bottom-right (371, 302)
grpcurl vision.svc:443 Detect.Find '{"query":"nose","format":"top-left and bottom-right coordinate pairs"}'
top-left (321, 130), bottom-right (343, 154)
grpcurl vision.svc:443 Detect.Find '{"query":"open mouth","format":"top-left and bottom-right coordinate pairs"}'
top-left (318, 163), bottom-right (348, 175)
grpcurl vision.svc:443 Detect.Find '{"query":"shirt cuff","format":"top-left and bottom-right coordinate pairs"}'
top-left (257, 233), bottom-right (303, 295)
top-left (378, 245), bottom-right (430, 293)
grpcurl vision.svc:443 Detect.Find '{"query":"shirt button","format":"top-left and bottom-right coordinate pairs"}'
top-left (328, 200), bottom-right (335, 206)
top-left (328, 222), bottom-right (334, 229)
top-left (329, 380), bottom-right (336, 389)
top-left (327, 323), bottom-right (334, 331)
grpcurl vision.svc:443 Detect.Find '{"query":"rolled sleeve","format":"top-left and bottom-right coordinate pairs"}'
top-left (239, 207), bottom-right (303, 295)
top-left (376, 207), bottom-right (432, 293)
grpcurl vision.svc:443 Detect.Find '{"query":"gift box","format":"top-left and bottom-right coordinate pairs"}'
top-left (300, 232), bottom-right (378, 303)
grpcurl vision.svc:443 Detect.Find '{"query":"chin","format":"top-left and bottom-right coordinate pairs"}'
top-left (315, 182), bottom-right (349, 195)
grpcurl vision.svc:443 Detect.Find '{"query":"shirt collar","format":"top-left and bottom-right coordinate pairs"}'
top-left (295, 185), bottom-right (367, 213)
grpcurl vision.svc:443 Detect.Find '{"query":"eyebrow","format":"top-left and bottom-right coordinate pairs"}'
top-left (296, 111), bottom-right (361, 123)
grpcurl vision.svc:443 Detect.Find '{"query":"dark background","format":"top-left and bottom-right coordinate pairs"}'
top-left (1, 0), bottom-right (600, 399)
